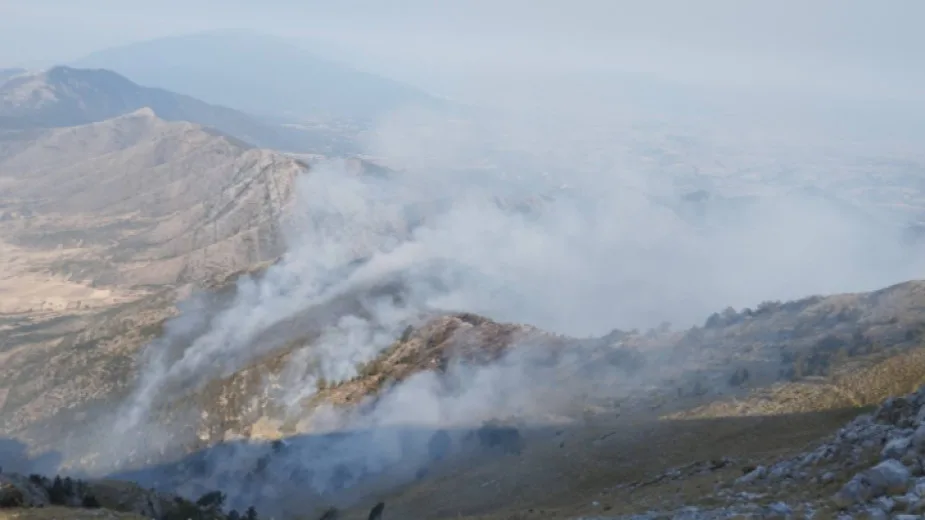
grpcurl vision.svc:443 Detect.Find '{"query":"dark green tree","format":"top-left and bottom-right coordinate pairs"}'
top-left (196, 490), bottom-right (226, 510)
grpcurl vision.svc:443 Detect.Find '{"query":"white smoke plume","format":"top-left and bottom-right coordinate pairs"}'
top-left (74, 101), bottom-right (925, 514)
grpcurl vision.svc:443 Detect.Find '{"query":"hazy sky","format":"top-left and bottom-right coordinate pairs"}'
top-left (2, 0), bottom-right (924, 106)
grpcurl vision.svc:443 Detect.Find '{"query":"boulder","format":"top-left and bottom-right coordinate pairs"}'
top-left (833, 460), bottom-right (911, 508)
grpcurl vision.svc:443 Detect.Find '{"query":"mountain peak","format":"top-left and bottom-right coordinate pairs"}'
top-left (0, 66), bottom-right (350, 153)
top-left (72, 30), bottom-right (441, 119)
top-left (0, 66), bottom-right (150, 125)
top-left (125, 106), bottom-right (157, 118)
top-left (41, 65), bottom-right (137, 90)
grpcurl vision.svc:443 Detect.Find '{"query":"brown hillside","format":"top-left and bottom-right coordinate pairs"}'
top-left (0, 108), bottom-right (305, 294)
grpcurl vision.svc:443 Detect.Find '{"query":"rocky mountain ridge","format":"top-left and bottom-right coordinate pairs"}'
top-left (0, 107), bottom-right (305, 290)
top-left (71, 30), bottom-right (443, 121)
top-left (0, 107), bottom-right (310, 445)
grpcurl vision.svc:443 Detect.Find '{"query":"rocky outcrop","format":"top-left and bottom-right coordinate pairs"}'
top-left (578, 378), bottom-right (925, 519)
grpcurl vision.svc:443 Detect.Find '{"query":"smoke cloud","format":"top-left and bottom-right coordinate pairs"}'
top-left (67, 99), bottom-right (925, 514)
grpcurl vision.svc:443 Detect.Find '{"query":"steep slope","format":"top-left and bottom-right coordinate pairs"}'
top-left (0, 66), bottom-right (353, 154)
top-left (0, 109), bottom-right (312, 484)
top-left (71, 29), bottom-right (442, 120)
top-left (0, 108), bottom-right (305, 292)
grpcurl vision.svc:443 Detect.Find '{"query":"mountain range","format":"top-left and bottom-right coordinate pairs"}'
top-left (71, 30), bottom-right (442, 121)
top-left (0, 65), bottom-right (357, 154)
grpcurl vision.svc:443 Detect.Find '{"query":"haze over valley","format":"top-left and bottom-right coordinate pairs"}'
top-left (1, 2), bottom-right (925, 519)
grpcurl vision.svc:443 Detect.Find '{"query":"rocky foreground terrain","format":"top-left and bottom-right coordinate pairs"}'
top-left (566, 382), bottom-right (925, 519)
